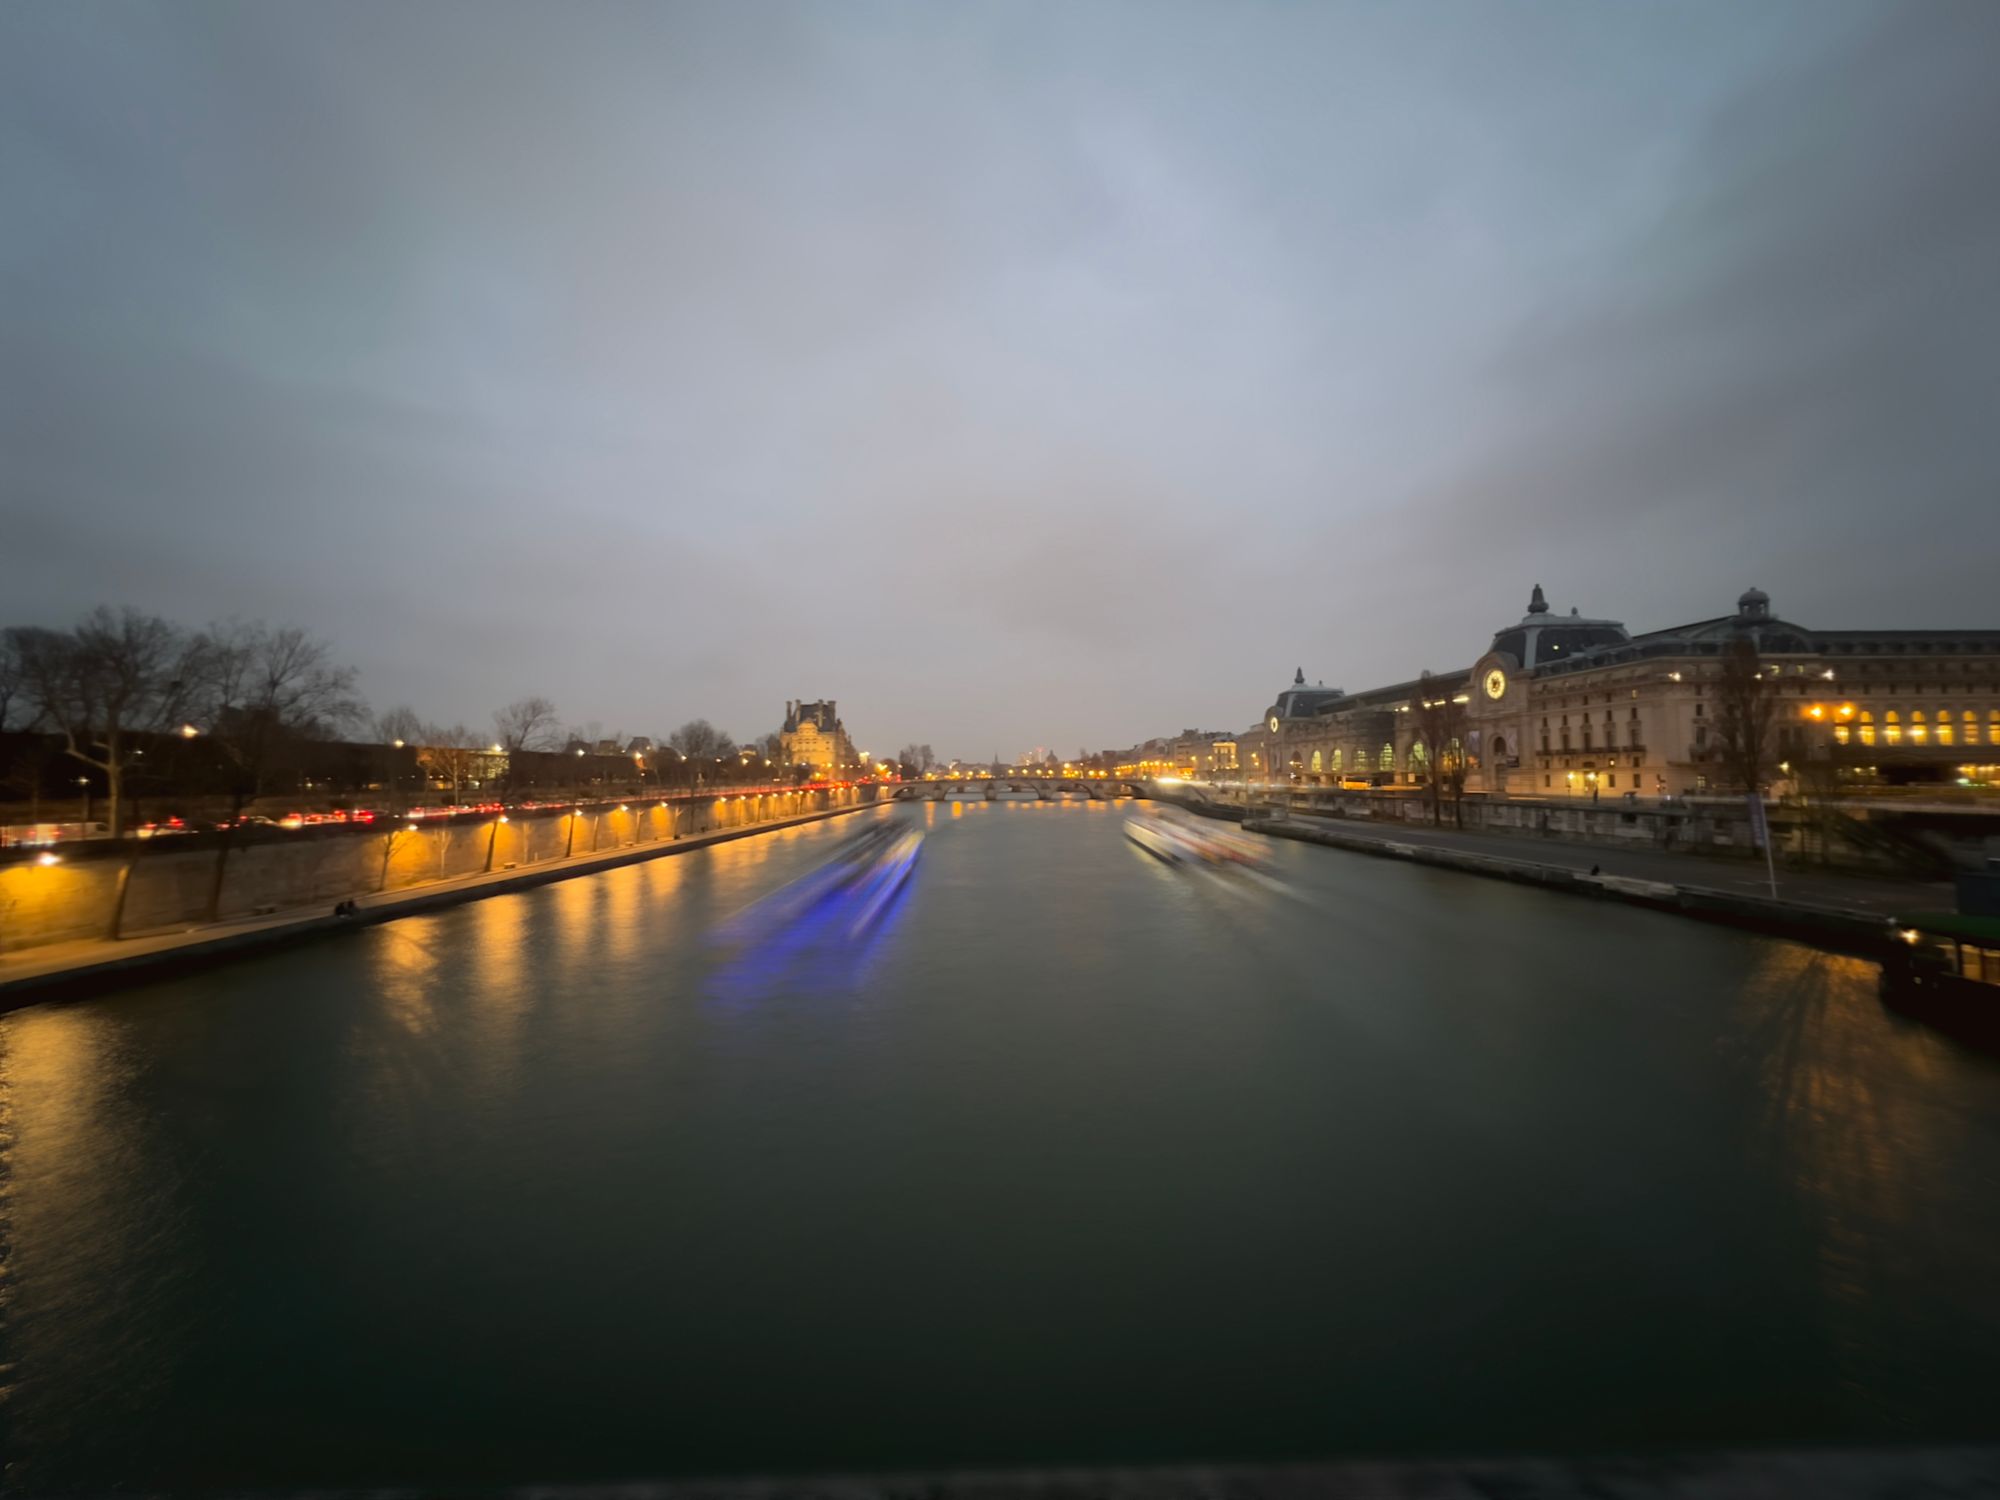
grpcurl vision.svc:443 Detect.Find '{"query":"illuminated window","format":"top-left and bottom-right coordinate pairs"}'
top-left (1410, 743), bottom-right (1430, 770)
top-left (1967, 710), bottom-right (1980, 745)
top-left (1859, 711), bottom-right (1875, 746)
top-left (1331, 749), bottom-right (1343, 772)
top-left (1885, 710), bottom-right (1902, 745)
top-left (1938, 716), bottom-right (1954, 746)
top-left (1311, 750), bottom-right (1323, 773)
top-left (1911, 710), bottom-right (1927, 742)
top-left (1379, 743), bottom-right (1394, 772)
top-left (1834, 723), bottom-right (1850, 745)
top-left (1991, 709), bottom-right (2000, 744)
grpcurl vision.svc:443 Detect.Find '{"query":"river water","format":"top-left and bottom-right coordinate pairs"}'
top-left (5, 798), bottom-right (2000, 1488)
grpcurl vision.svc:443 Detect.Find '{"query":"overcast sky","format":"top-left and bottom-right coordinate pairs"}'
top-left (5, 1), bottom-right (1995, 760)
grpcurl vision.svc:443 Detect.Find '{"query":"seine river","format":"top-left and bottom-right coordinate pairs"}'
top-left (6, 799), bottom-right (2000, 1488)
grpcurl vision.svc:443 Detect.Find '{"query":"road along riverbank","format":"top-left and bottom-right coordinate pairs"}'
top-left (1246, 814), bottom-right (1902, 958)
top-left (0, 801), bottom-right (883, 1009)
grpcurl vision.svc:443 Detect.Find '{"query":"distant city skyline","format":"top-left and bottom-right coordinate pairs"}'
top-left (6, 1), bottom-right (1996, 756)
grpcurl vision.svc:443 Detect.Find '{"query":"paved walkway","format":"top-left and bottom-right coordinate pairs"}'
top-left (0, 802), bottom-right (877, 1002)
top-left (1279, 809), bottom-right (1952, 916)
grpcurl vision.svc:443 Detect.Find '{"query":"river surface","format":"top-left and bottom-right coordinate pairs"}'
top-left (5, 798), bottom-right (2000, 1489)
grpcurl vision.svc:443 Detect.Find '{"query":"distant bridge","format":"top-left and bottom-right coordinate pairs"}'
top-left (890, 778), bottom-right (1149, 802)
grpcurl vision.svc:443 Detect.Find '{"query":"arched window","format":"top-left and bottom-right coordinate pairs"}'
top-left (1410, 742), bottom-right (1430, 771)
top-left (1331, 748), bottom-right (1343, 772)
top-left (1990, 708), bottom-right (2000, 744)
top-left (1937, 715), bottom-right (1954, 746)
top-left (1311, 750), bottom-right (1323, 773)
top-left (1446, 737), bottom-right (1464, 767)
top-left (1859, 711), bottom-right (1875, 746)
top-left (1885, 710), bottom-right (1902, 745)
top-left (1492, 735), bottom-right (1508, 760)
top-left (1834, 722), bottom-right (1850, 745)
top-left (1911, 710), bottom-right (1927, 742)
top-left (1379, 743), bottom-right (1395, 772)
top-left (1967, 710), bottom-right (1980, 745)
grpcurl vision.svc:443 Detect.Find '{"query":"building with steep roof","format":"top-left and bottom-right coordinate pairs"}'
top-left (779, 699), bottom-right (857, 776)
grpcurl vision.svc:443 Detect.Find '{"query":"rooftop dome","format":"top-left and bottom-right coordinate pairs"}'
top-left (1738, 587), bottom-right (1771, 619)
top-left (1488, 584), bottom-right (1630, 668)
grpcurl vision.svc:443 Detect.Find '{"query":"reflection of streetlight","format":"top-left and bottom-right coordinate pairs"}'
top-left (179, 723), bottom-right (200, 739)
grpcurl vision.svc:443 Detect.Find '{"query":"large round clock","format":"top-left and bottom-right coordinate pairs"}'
top-left (1268, 714), bottom-right (1281, 733)
top-left (1484, 668), bottom-right (1507, 700)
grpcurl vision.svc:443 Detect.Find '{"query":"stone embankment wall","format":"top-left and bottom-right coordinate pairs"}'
top-left (1223, 788), bottom-right (1992, 874)
top-left (0, 788), bottom-right (864, 954)
top-left (1245, 816), bottom-right (1898, 957)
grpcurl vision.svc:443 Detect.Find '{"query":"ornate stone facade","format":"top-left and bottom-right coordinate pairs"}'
top-left (1238, 588), bottom-right (2000, 797)
top-left (779, 699), bottom-right (857, 776)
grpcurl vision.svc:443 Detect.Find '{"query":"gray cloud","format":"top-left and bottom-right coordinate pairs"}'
top-left (4, 1), bottom-right (1993, 756)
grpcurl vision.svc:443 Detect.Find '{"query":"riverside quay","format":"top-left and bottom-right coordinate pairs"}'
top-left (1231, 585), bottom-right (2000, 798)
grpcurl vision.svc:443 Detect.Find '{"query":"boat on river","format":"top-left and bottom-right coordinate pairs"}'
top-left (719, 819), bottom-right (923, 944)
top-left (1881, 911), bottom-right (2000, 1024)
top-left (1125, 809), bottom-right (1269, 870)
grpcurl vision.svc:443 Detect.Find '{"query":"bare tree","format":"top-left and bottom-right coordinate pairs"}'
top-left (1715, 637), bottom-right (1777, 794)
top-left (11, 608), bottom-right (209, 837)
top-left (0, 630), bottom-right (25, 733)
top-left (0, 631), bottom-right (58, 839)
top-left (1791, 752), bottom-right (1846, 866)
top-left (374, 704), bottom-right (423, 746)
top-left (1406, 676), bottom-right (1468, 827)
top-left (493, 696), bottom-right (560, 752)
top-left (670, 719), bottom-right (735, 761)
top-left (196, 622), bottom-right (364, 919)
top-left (416, 723), bottom-right (480, 804)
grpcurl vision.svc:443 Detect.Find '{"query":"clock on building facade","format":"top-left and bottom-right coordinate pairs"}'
top-left (1484, 668), bottom-right (1507, 700)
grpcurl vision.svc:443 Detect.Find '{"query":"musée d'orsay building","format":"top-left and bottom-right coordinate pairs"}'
top-left (1235, 586), bottom-right (2000, 798)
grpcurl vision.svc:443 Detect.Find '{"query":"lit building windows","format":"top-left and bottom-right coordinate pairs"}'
top-left (1834, 723), bottom-right (1851, 745)
top-left (1911, 710), bottom-right (1927, 742)
top-left (1885, 710), bottom-right (1902, 745)
top-left (1378, 743), bottom-right (1394, 772)
top-left (1938, 716), bottom-right (1954, 746)
top-left (1860, 711), bottom-right (1876, 746)
top-left (1310, 750), bottom-right (1322, 773)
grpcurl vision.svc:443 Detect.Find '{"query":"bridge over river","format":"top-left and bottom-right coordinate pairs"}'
top-left (5, 796), bottom-right (1999, 1489)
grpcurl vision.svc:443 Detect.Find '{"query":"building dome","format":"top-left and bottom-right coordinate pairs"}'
top-left (1737, 587), bottom-right (1771, 620)
top-left (1486, 586), bottom-right (1629, 669)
